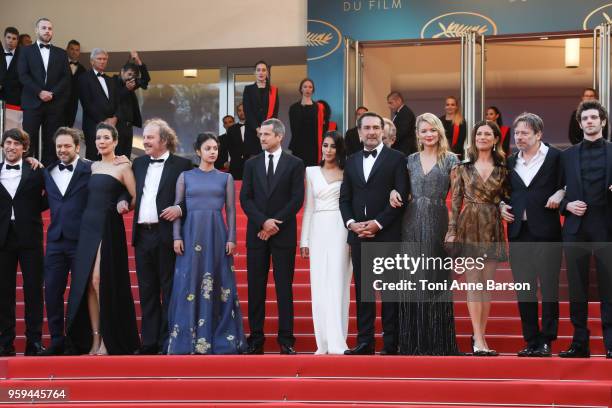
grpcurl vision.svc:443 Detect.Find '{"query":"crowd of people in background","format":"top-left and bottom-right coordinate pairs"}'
top-left (0, 18), bottom-right (611, 360)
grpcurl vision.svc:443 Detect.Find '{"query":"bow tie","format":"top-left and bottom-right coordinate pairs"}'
top-left (363, 149), bottom-right (378, 158)
top-left (4, 52), bottom-right (13, 56)
top-left (5, 164), bottom-right (20, 170)
top-left (69, 61), bottom-right (78, 66)
top-left (58, 163), bottom-right (73, 171)
top-left (96, 72), bottom-right (104, 77)
top-left (583, 138), bottom-right (604, 148)
top-left (39, 43), bottom-right (50, 49)
top-left (149, 158), bottom-right (165, 164)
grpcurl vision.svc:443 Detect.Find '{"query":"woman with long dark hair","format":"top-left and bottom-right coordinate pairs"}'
top-left (486, 106), bottom-right (511, 154)
top-left (300, 131), bottom-right (351, 354)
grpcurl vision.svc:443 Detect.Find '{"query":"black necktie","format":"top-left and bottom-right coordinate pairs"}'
top-left (363, 149), bottom-right (377, 158)
top-left (150, 158), bottom-right (164, 164)
top-left (267, 154), bottom-right (274, 186)
top-left (4, 52), bottom-right (12, 56)
top-left (5, 164), bottom-right (20, 170)
top-left (69, 61), bottom-right (78, 66)
top-left (96, 72), bottom-right (104, 77)
top-left (58, 163), bottom-right (73, 171)
top-left (39, 43), bottom-right (50, 49)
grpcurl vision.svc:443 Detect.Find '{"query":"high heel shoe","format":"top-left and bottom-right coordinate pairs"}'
top-left (472, 343), bottom-right (488, 356)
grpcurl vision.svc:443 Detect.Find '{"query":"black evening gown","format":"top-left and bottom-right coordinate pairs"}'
top-left (289, 102), bottom-right (319, 166)
top-left (66, 174), bottom-right (140, 354)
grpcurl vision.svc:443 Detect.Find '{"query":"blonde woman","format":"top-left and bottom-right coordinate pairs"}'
top-left (439, 96), bottom-right (466, 157)
top-left (382, 118), bottom-right (397, 148)
top-left (389, 113), bottom-right (460, 355)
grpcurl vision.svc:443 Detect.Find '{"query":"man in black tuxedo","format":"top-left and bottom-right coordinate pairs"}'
top-left (240, 118), bottom-right (304, 354)
top-left (39, 127), bottom-right (91, 355)
top-left (64, 40), bottom-right (85, 127)
top-left (214, 114), bottom-right (235, 171)
top-left (0, 128), bottom-right (47, 356)
top-left (117, 118), bottom-right (192, 354)
top-left (345, 106), bottom-right (367, 155)
top-left (224, 103), bottom-right (249, 180)
top-left (1, 27), bottom-right (22, 107)
top-left (17, 18), bottom-right (70, 165)
top-left (78, 48), bottom-right (117, 160)
top-left (387, 91), bottom-right (416, 155)
top-left (340, 112), bottom-right (409, 355)
top-left (558, 100), bottom-right (612, 359)
top-left (113, 52), bottom-right (151, 158)
top-left (501, 112), bottom-right (564, 357)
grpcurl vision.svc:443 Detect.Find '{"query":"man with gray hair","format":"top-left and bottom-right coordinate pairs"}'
top-left (240, 118), bottom-right (304, 355)
top-left (18, 17), bottom-right (71, 165)
top-left (78, 48), bottom-right (117, 160)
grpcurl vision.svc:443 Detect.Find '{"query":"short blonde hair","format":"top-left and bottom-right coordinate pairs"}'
top-left (143, 118), bottom-right (179, 153)
top-left (415, 113), bottom-right (453, 165)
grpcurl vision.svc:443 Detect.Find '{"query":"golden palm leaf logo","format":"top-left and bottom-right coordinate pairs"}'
top-left (307, 32), bottom-right (333, 47)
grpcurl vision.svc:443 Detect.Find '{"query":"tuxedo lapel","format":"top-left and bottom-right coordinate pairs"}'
top-left (63, 159), bottom-right (87, 198)
top-left (367, 147), bottom-right (387, 182)
top-left (44, 163), bottom-right (62, 197)
top-left (158, 155), bottom-right (174, 193)
top-left (355, 152), bottom-right (366, 185)
top-left (254, 154), bottom-right (268, 195)
top-left (15, 163), bottom-right (32, 196)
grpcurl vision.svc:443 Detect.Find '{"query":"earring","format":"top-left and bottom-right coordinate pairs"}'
top-left (493, 145), bottom-right (496, 152)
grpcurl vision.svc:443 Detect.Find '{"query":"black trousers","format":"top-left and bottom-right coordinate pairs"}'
top-left (22, 104), bottom-right (64, 166)
top-left (351, 242), bottom-right (398, 351)
top-left (82, 120), bottom-right (99, 161)
top-left (116, 120), bottom-right (134, 158)
top-left (134, 225), bottom-right (176, 350)
top-left (247, 244), bottom-right (295, 347)
top-left (0, 224), bottom-right (44, 348)
top-left (563, 206), bottom-right (612, 350)
top-left (509, 223), bottom-right (561, 346)
top-left (44, 238), bottom-right (78, 348)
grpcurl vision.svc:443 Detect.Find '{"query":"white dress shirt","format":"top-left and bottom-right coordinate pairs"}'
top-left (1, 159), bottom-right (23, 220)
top-left (138, 151), bottom-right (170, 224)
top-left (514, 142), bottom-right (549, 220)
top-left (69, 60), bottom-right (78, 75)
top-left (37, 41), bottom-right (50, 75)
top-left (346, 142), bottom-right (384, 230)
top-left (4, 48), bottom-right (14, 69)
top-left (265, 146), bottom-right (282, 174)
top-left (50, 157), bottom-right (79, 196)
top-left (93, 69), bottom-right (109, 99)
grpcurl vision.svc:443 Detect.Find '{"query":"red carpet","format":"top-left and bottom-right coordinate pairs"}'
top-left (4, 180), bottom-right (611, 406)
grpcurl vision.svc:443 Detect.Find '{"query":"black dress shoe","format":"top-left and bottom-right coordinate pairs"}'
top-left (517, 345), bottom-right (538, 357)
top-left (606, 350), bottom-right (612, 359)
top-left (344, 343), bottom-right (375, 355)
top-left (279, 344), bottom-right (296, 355)
top-left (559, 345), bottom-right (590, 358)
top-left (38, 345), bottom-right (64, 356)
top-left (244, 344), bottom-right (264, 355)
top-left (24, 342), bottom-right (46, 356)
top-left (534, 343), bottom-right (552, 357)
top-left (379, 348), bottom-right (398, 355)
top-left (134, 345), bottom-right (159, 355)
top-left (0, 344), bottom-right (16, 357)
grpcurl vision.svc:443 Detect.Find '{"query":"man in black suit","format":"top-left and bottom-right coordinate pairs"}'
top-left (214, 114), bottom-right (235, 171)
top-left (64, 40), bottom-right (85, 127)
top-left (0, 128), bottom-right (47, 356)
top-left (339, 112), bottom-right (409, 355)
top-left (1, 27), bottom-right (22, 107)
top-left (501, 112), bottom-right (564, 357)
top-left (387, 91), bottom-right (416, 155)
top-left (113, 52), bottom-right (151, 158)
top-left (558, 100), bottom-right (612, 359)
top-left (117, 118), bottom-right (192, 354)
top-left (345, 106), bottom-right (367, 155)
top-left (17, 18), bottom-right (70, 165)
top-left (78, 48), bottom-right (117, 160)
top-left (240, 118), bottom-right (304, 354)
top-left (568, 88), bottom-right (609, 145)
top-left (224, 103), bottom-right (249, 180)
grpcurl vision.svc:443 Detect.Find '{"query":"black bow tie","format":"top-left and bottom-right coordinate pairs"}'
top-left (149, 158), bottom-right (165, 164)
top-left (58, 163), bottom-right (73, 171)
top-left (69, 61), bottom-right (78, 65)
top-left (96, 72), bottom-right (104, 77)
top-left (363, 149), bottom-right (378, 158)
top-left (39, 43), bottom-right (50, 49)
top-left (583, 138), bottom-right (604, 148)
top-left (5, 164), bottom-right (20, 170)
top-left (4, 52), bottom-right (13, 56)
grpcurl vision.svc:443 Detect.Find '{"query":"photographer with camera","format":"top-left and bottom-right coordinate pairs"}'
top-left (113, 51), bottom-right (150, 157)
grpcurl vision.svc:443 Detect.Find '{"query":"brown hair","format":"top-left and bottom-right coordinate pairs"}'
top-left (466, 120), bottom-right (505, 165)
top-left (2, 128), bottom-right (30, 153)
top-left (53, 127), bottom-right (82, 146)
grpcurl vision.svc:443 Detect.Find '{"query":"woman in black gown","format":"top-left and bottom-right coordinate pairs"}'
top-left (485, 106), bottom-right (511, 154)
top-left (242, 60), bottom-right (279, 157)
top-left (66, 123), bottom-right (139, 355)
top-left (439, 96), bottom-right (467, 157)
top-left (289, 78), bottom-right (318, 166)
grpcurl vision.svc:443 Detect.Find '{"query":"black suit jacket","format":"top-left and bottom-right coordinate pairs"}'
top-left (0, 164), bottom-right (47, 249)
top-left (18, 43), bottom-right (70, 110)
top-left (339, 146), bottom-right (409, 244)
top-left (345, 127), bottom-right (363, 156)
top-left (78, 69), bottom-right (118, 130)
top-left (506, 144), bottom-right (562, 241)
top-left (240, 151), bottom-right (304, 249)
top-left (560, 140), bottom-right (612, 235)
top-left (224, 123), bottom-right (248, 180)
top-left (215, 132), bottom-right (229, 170)
top-left (43, 158), bottom-right (92, 242)
top-left (391, 104), bottom-right (417, 155)
top-left (243, 84), bottom-right (279, 156)
top-left (130, 153), bottom-right (193, 247)
top-left (65, 61), bottom-right (86, 126)
top-left (0, 48), bottom-right (22, 106)
top-left (113, 63), bottom-right (150, 128)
